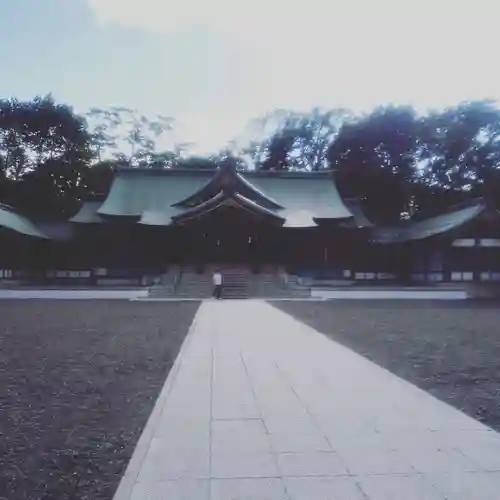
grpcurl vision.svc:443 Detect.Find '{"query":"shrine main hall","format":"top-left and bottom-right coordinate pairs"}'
top-left (0, 163), bottom-right (499, 288)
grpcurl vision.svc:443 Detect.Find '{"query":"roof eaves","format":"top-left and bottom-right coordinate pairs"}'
top-left (171, 191), bottom-right (227, 222)
top-left (243, 169), bottom-right (335, 179)
top-left (172, 191), bottom-right (285, 224)
top-left (0, 206), bottom-right (51, 239)
top-left (232, 193), bottom-right (285, 221)
top-left (69, 201), bottom-right (106, 224)
top-left (172, 169), bottom-right (223, 207)
top-left (235, 173), bottom-right (284, 209)
top-left (114, 167), bottom-right (217, 177)
top-left (373, 201), bottom-right (486, 244)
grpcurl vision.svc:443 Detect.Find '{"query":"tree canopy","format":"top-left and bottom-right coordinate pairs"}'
top-left (0, 95), bottom-right (92, 217)
top-left (1, 94), bottom-right (500, 221)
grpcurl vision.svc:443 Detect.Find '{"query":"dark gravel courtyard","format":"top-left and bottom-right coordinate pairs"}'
top-left (273, 300), bottom-right (500, 432)
top-left (0, 300), bottom-right (200, 500)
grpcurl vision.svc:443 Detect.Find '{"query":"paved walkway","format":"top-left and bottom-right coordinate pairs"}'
top-left (0, 289), bottom-right (148, 299)
top-left (310, 289), bottom-right (467, 300)
top-left (114, 300), bottom-right (500, 500)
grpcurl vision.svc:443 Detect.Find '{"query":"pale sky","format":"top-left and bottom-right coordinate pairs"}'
top-left (1, 0), bottom-right (499, 154)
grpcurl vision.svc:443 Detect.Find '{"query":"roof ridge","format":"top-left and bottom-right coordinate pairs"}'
top-left (173, 168), bottom-right (285, 209)
top-left (171, 190), bottom-right (284, 224)
top-left (114, 167), bottom-right (334, 178)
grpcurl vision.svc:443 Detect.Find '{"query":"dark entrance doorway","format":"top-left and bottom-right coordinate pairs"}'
top-left (180, 206), bottom-right (282, 264)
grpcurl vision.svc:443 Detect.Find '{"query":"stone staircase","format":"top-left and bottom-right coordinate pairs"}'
top-left (167, 267), bottom-right (213, 299)
top-left (176, 270), bottom-right (213, 298)
top-left (147, 268), bottom-right (177, 298)
top-left (248, 267), bottom-right (311, 298)
top-left (147, 264), bottom-right (310, 299)
top-left (218, 265), bottom-right (249, 299)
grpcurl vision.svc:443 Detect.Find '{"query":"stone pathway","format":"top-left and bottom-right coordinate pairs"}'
top-left (0, 289), bottom-right (148, 299)
top-left (114, 300), bottom-right (500, 500)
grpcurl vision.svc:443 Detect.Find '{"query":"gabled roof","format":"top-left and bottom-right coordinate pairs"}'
top-left (35, 221), bottom-right (75, 241)
top-left (0, 204), bottom-right (50, 239)
top-left (343, 198), bottom-right (374, 228)
top-left (233, 173), bottom-right (284, 210)
top-left (171, 191), bottom-right (285, 224)
top-left (249, 172), bottom-right (353, 226)
top-left (139, 208), bottom-right (184, 226)
top-left (96, 167), bottom-right (356, 228)
top-left (373, 200), bottom-right (487, 244)
top-left (70, 201), bottom-right (106, 224)
top-left (97, 169), bottom-right (214, 218)
top-left (173, 168), bottom-right (284, 210)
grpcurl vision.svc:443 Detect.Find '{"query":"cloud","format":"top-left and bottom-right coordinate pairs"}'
top-left (87, 0), bottom-right (496, 46)
top-left (86, 0), bottom-right (500, 150)
top-left (88, 0), bottom-right (208, 32)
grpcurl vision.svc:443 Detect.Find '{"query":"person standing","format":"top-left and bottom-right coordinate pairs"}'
top-left (212, 269), bottom-right (222, 299)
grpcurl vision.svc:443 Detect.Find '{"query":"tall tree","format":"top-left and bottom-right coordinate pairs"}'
top-left (0, 95), bottom-right (91, 179)
top-left (79, 160), bottom-right (116, 199)
top-left (175, 156), bottom-right (218, 170)
top-left (0, 95), bottom-right (92, 216)
top-left (328, 105), bottom-right (420, 222)
top-left (84, 107), bottom-right (121, 162)
top-left (85, 107), bottom-right (176, 167)
top-left (241, 108), bottom-right (351, 170)
top-left (260, 130), bottom-right (297, 170)
top-left (419, 100), bottom-right (500, 191)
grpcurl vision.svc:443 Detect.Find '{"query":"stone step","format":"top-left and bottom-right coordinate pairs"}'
top-left (147, 266), bottom-right (309, 299)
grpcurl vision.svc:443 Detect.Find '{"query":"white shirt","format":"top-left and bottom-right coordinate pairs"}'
top-left (213, 272), bottom-right (222, 286)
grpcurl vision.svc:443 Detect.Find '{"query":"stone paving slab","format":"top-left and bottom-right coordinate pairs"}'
top-left (114, 300), bottom-right (500, 500)
top-left (0, 289), bottom-right (148, 299)
top-left (311, 289), bottom-right (468, 299)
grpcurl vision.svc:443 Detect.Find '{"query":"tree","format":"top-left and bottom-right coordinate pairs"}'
top-left (17, 158), bottom-right (86, 217)
top-left (216, 153), bottom-right (246, 172)
top-left (29, 95), bottom-right (92, 165)
top-left (84, 107), bottom-right (122, 162)
top-left (175, 156), bottom-right (218, 169)
top-left (0, 95), bottom-right (92, 177)
top-left (260, 129), bottom-right (296, 170)
top-left (241, 108), bottom-right (351, 170)
top-left (0, 95), bottom-right (92, 216)
top-left (79, 160), bottom-right (116, 199)
top-left (419, 100), bottom-right (500, 191)
top-left (286, 108), bottom-right (352, 169)
top-left (327, 105), bottom-right (420, 222)
top-left (85, 106), bottom-right (178, 167)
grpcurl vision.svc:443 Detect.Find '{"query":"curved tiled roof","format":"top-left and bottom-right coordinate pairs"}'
top-left (70, 201), bottom-right (106, 223)
top-left (0, 204), bottom-right (49, 239)
top-left (97, 167), bottom-right (355, 227)
top-left (171, 192), bottom-right (285, 224)
top-left (173, 169), bottom-right (284, 210)
top-left (373, 201), bottom-right (487, 244)
top-left (249, 174), bottom-right (354, 226)
top-left (97, 169), bottom-right (213, 218)
top-left (139, 208), bottom-right (183, 226)
top-left (233, 173), bottom-right (284, 210)
top-left (343, 198), bottom-right (374, 228)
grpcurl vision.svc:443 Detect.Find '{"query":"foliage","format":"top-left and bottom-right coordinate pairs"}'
top-left (418, 100), bottom-right (500, 190)
top-left (84, 107), bottom-right (176, 167)
top-left (174, 156), bottom-right (218, 169)
top-left (327, 105), bottom-right (421, 222)
top-left (0, 95), bottom-right (92, 216)
top-left (260, 130), bottom-right (296, 170)
top-left (1, 93), bottom-right (500, 220)
top-left (0, 95), bottom-right (92, 180)
top-left (79, 160), bottom-right (116, 199)
top-left (241, 108), bottom-right (351, 170)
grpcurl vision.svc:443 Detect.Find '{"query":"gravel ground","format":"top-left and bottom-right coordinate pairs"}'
top-left (0, 300), bottom-right (200, 500)
top-left (272, 300), bottom-right (500, 432)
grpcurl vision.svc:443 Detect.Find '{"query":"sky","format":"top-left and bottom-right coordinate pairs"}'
top-left (0, 0), bottom-right (499, 153)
